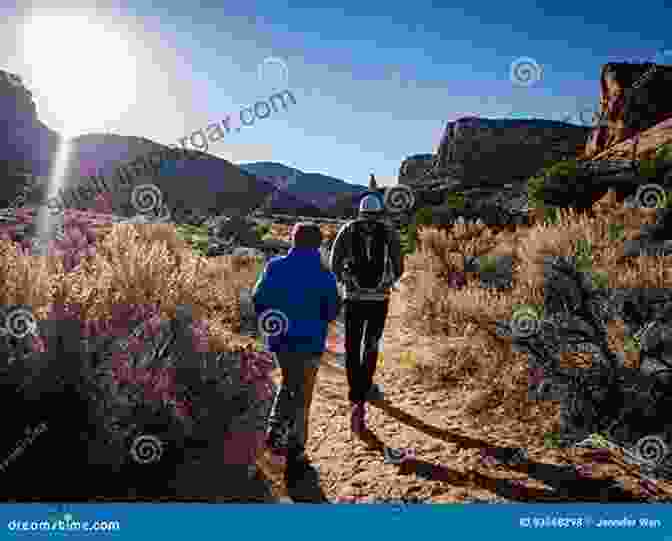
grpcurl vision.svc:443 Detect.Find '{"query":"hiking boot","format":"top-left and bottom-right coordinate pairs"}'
top-left (284, 453), bottom-right (319, 486)
top-left (365, 383), bottom-right (384, 402)
top-left (351, 403), bottom-right (366, 434)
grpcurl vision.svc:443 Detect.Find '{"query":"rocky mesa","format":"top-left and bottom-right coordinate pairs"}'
top-left (400, 117), bottom-right (591, 188)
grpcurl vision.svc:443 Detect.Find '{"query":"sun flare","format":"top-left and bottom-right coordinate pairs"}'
top-left (22, 14), bottom-right (137, 138)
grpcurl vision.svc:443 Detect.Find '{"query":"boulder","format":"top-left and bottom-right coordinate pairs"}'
top-left (583, 63), bottom-right (672, 159)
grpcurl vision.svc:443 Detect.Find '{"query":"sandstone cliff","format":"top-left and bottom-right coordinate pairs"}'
top-left (583, 62), bottom-right (672, 159)
top-left (400, 117), bottom-right (591, 188)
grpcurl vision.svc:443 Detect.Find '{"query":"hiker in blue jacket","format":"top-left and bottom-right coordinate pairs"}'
top-left (253, 222), bottom-right (342, 486)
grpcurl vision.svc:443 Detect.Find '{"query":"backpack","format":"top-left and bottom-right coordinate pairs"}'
top-left (345, 219), bottom-right (393, 289)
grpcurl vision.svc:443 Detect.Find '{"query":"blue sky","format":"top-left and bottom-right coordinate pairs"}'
top-left (1, 1), bottom-right (670, 188)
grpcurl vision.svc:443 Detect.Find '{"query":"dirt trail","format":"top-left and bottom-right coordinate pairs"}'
top-left (254, 287), bottom-right (672, 503)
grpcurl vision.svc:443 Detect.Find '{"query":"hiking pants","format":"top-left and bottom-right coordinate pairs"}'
top-left (266, 352), bottom-right (321, 458)
top-left (344, 299), bottom-right (390, 404)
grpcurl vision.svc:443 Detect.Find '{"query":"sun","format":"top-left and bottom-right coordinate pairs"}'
top-left (22, 14), bottom-right (137, 138)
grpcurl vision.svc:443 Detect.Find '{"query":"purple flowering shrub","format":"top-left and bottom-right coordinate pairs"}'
top-left (0, 208), bottom-right (277, 499)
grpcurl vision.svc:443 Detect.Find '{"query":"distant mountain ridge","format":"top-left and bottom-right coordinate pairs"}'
top-left (237, 162), bottom-right (368, 211)
top-left (0, 69), bottom-right (335, 218)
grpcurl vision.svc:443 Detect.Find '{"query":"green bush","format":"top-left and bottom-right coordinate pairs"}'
top-left (624, 335), bottom-right (641, 353)
top-left (527, 158), bottom-right (583, 209)
top-left (527, 175), bottom-right (545, 209)
top-left (479, 255), bottom-right (497, 273)
top-left (400, 223), bottom-right (416, 257)
top-left (608, 223), bottom-right (625, 241)
top-left (545, 157), bottom-right (581, 179)
top-left (400, 206), bottom-right (434, 256)
top-left (444, 191), bottom-right (465, 209)
top-left (591, 271), bottom-right (609, 290)
top-left (542, 206), bottom-right (561, 226)
top-left (174, 224), bottom-right (210, 257)
top-left (575, 239), bottom-right (592, 272)
top-left (543, 431), bottom-right (562, 449)
top-left (254, 223), bottom-right (272, 240)
top-left (415, 206), bottom-right (435, 227)
top-left (638, 143), bottom-right (672, 181)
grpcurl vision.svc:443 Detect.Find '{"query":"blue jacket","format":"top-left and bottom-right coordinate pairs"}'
top-left (252, 247), bottom-right (342, 353)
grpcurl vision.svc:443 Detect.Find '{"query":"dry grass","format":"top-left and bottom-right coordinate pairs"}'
top-left (399, 190), bottom-right (668, 419)
top-left (0, 221), bottom-right (264, 352)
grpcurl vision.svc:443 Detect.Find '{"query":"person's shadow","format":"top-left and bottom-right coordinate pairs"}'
top-left (358, 401), bottom-right (645, 503)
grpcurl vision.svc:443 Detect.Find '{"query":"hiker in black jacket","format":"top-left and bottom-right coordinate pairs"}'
top-left (329, 191), bottom-right (404, 434)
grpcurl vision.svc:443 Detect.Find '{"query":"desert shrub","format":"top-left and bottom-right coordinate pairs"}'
top-left (479, 255), bottom-right (497, 273)
top-left (400, 206), bottom-right (435, 256)
top-left (174, 223), bottom-right (210, 258)
top-left (0, 207), bottom-right (276, 500)
top-left (399, 189), bottom-right (667, 425)
top-left (637, 142), bottom-right (672, 183)
top-left (527, 158), bottom-right (585, 210)
top-left (544, 157), bottom-right (582, 180)
top-left (254, 223), bottom-right (272, 240)
top-left (415, 206), bottom-right (434, 226)
top-left (400, 224), bottom-right (415, 257)
top-left (444, 191), bottom-right (466, 209)
top-left (526, 175), bottom-right (545, 209)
